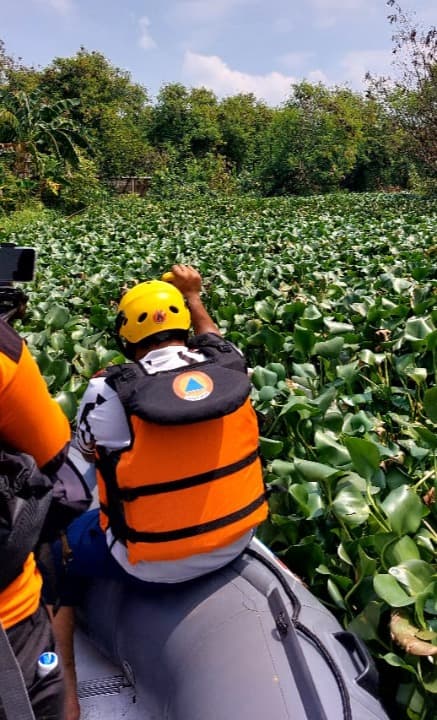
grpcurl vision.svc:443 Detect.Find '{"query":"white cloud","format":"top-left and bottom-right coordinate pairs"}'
top-left (182, 51), bottom-right (295, 105)
top-left (306, 69), bottom-right (330, 85)
top-left (138, 16), bottom-right (156, 50)
top-left (339, 49), bottom-right (392, 88)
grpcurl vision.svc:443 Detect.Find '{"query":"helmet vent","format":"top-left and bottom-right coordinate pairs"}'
top-left (169, 305), bottom-right (179, 314)
top-left (137, 312), bottom-right (148, 323)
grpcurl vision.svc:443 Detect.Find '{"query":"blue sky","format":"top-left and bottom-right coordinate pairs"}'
top-left (2, 0), bottom-right (435, 105)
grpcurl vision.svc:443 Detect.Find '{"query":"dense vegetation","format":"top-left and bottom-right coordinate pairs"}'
top-left (2, 191), bottom-right (436, 719)
top-left (0, 2), bottom-right (436, 211)
top-left (0, 2), bottom-right (436, 718)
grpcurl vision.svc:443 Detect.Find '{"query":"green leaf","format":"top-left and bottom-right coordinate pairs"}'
top-left (300, 304), bottom-right (323, 330)
top-left (348, 601), bottom-right (382, 642)
top-left (327, 578), bottom-right (347, 609)
top-left (45, 304), bottom-right (70, 329)
top-left (294, 458), bottom-right (340, 482)
top-left (324, 318), bottom-right (354, 334)
top-left (254, 299), bottom-right (276, 322)
top-left (278, 395), bottom-right (314, 418)
top-left (423, 387), bottom-right (437, 423)
top-left (382, 485), bottom-right (427, 535)
top-left (382, 653), bottom-right (417, 674)
top-left (343, 436), bottom-right (380, 480)
top-left (50, 359), bottom-right (70, 385)
top-left (270, 459), bottom-right (294, 477)
top-left (332, 484), bottom-right (370, 526)
top-left (426, 329), bottom-right (437, 351)
top-left (315, 430), bottom-right (351, 466)
top-left (55, 390), bottom-right (78, 422)
top-left (293, 324), bottom-right (315, 355)
top-left (373, 574), bottom-right (415, 607)
top-left (265, 363), bottom-right (286, 381)
top-left (258, 386), bottom-right (278, 402)
top-left (313, 336), bottom-right (344, 358)
top-left (251, 366), bottom-right (278, 388)
top-left (389, 560), bottom-right (434, 596)
top-left (336, 361), bottom-right (360, 384)
top-left (403, 317), bottom-right (435, 342)
top-left (289, 482), bottom-right (324, 519)
top-left (259, 437), bottom-right (284, 459)
top-left (404, 367), bottom-right (427, 385)
top-left (391, 536), bottom-right (421, 564)
top-left (413, 425), bottom-right (437, 450)
top-left (342, 410), bottom-right (375, 434)
top-left (75, 349), bottom-right (100, 378)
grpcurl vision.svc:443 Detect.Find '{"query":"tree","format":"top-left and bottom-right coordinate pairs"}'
top-left (258, 83), bottom-right (364, 195)
top-left (218, 93), bottom-right (272, 174)
top-left (343, 96), bottom-right (409, 191)
top-left (0, 88), bottom-right (88, 182)
top-left (0, 39), bottom-right (40, 93)
top-left (38, 49), bottom-right (152, 177)
top-left (149, 83), bottom-right (222, 159)
top-left (367, 2), bottom-right (437, 186)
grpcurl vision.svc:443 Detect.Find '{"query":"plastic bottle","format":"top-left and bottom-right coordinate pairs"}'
top-left (37, 651), bottom-right (58, 678)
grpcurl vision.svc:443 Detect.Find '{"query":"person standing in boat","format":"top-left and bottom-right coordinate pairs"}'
top-left (53, 264), bottom-right (268, 720)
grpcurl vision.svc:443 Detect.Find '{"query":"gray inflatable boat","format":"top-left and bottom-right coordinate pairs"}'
top-left (74, 535), bottom-right (391, 720)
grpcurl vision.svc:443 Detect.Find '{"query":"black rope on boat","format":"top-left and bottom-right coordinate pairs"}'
top-left (243, 546), bottom-right (353, 720)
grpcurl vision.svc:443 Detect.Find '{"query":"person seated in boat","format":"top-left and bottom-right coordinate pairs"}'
top-left (52, 264), bottom-right (268, 720)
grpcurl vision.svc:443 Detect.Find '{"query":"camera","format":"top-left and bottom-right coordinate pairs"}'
top-left (0, 245), bottom-right (36, 283)
top-left (0, 244), bottom-right (36, 322)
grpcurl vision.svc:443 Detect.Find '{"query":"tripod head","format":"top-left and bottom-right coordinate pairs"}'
top-left (0, 244), bottom-right (35, 324)
top-left (0, 285), bottom-right (29, 323)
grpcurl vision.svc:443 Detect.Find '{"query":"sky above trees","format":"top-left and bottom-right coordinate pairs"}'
top-left (2, 0), bottom-right (435, 105)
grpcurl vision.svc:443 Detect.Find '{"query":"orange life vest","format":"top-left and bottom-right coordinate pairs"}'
top-left (0, 319), bottom-right (70, 627)
top-left (96, 335), bottom-right (268, 563)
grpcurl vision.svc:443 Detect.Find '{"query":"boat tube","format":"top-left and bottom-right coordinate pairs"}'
top-left (76, 533), bottom-right (391, 720)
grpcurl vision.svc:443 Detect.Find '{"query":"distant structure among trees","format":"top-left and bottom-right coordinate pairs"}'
top-left (104, 177), bottom-right (151, 196)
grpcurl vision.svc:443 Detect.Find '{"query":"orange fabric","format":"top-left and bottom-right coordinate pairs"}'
top-left (0, 327), bottom-right (70, 627)
top-left (98, 398), bottom-right (268, 562)
top-left (0, 553), bottom-right (42, 630)
top-left (0, 342), bottom-right (70, 468)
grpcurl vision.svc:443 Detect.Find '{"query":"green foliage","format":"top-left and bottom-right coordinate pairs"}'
top-left (0, 202), bottom-right (54, 233)
top-left (6, 191), bottom-right (435, 718)
top-left (367, 2), bottom-right (437, 190)
top-left (54, 155), bottom-right (108, 212)
top-left (258, 83), bottom-right (365, 195)
top-left (37, 48), bottom-right (152, 178)
top-left (0, 87), bottom-right (89, 208)
top-left (2, 24), bottom-right (436, 206)
top-left (218, 93), bottom-right (273, 174)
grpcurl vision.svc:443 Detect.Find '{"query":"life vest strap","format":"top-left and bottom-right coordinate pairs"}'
top-left (117, 448), bottom-right (259, 501)
top-left (122, 492), bottom-right (267, 543)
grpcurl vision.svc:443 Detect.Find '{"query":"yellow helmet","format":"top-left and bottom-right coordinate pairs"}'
top-left (116, 280), bottom-right (191, 345)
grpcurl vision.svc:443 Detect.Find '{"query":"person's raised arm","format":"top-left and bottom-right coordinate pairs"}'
top-left (163, 265), bottom-right (221, 337)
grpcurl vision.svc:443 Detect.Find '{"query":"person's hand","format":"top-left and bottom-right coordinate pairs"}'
top-left (162, 265), bottom-right (202, 299)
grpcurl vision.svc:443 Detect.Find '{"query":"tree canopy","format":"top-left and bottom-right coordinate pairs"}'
top-left (0, 2), bottom-right (435, 211)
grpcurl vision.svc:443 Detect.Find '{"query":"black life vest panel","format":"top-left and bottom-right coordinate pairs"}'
top-left (104, 333), bottom-right (251, 426)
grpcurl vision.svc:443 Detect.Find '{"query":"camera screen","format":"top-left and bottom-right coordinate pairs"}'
top-left (0, 247), bottom-right (36, 282)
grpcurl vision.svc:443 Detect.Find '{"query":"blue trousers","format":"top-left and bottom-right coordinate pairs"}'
top-left (51, 509), bottom-right (141, 606)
